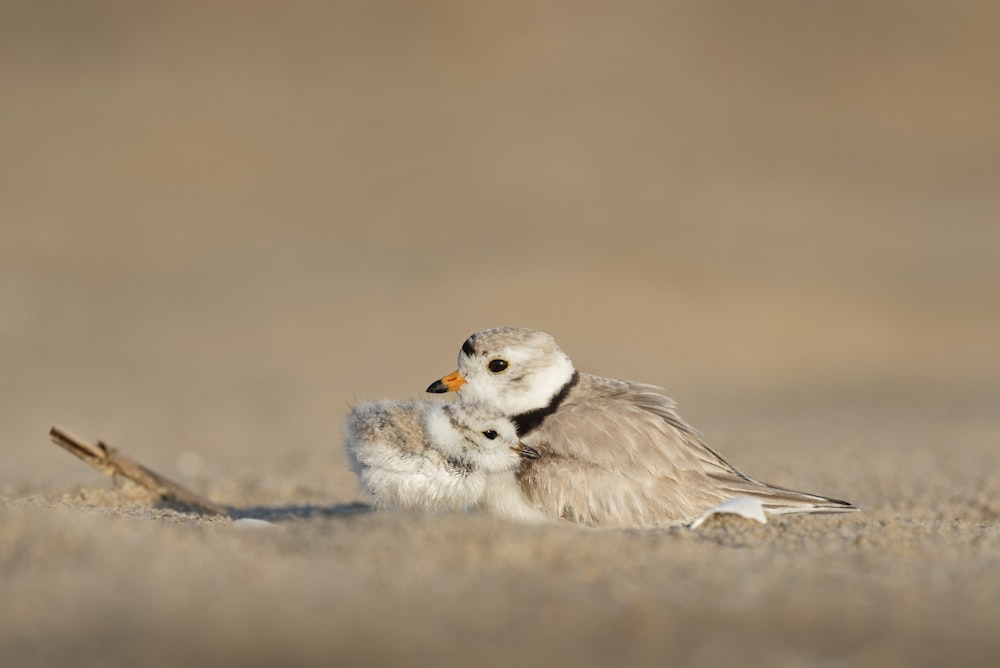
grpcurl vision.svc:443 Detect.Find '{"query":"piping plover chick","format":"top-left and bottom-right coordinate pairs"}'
top-left (345, 399), bottom-right (542, 516)
top-left (427, 327), bottom-right (858, 528)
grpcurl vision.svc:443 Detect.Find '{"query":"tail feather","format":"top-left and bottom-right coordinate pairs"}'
top-left (712, 475), bottom-right (859, 515)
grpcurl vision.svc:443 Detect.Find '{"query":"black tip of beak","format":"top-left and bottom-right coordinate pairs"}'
top-left (518, 444), bottom-right (542, 460)
top-left (426, 380), bottom-right (449, 394)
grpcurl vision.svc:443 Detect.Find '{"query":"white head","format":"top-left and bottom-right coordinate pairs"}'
top-left (423, 402), bottom-right (526, 474)
top-left (426, 327), bottom-right (576, 416)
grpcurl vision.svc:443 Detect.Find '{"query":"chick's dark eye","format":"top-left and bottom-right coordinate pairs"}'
top-left (487, 359), bottom-right (509, 373)
top-left (482, 430), bottom-right (498, 440)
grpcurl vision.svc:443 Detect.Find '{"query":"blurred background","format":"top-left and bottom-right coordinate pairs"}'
top-left (3, 4), bottom-right (1000, 667)
top-left (2, 0), bottom-right (998, 484)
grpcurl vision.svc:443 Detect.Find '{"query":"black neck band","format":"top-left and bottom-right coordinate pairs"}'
top-left (512, 371), bottom-right (579, 436)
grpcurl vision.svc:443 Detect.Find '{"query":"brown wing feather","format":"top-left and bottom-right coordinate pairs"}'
top-left (518, 374), bottom-right (856, 526)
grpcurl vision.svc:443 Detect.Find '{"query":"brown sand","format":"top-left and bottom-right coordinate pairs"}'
top-left (2, 2), bottom-right (999, 666)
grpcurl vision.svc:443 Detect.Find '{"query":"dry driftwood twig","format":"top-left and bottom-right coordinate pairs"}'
top-left (48, 426), bottom-right (229, 516)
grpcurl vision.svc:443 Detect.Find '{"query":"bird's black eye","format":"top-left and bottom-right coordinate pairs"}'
top-left (482, 430), bottom-right (498, 440)
top-left (487, 359), bottom-right (509, 373)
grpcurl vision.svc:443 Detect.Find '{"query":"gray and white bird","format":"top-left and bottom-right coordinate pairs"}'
top-left (344, 399), bottom-right (547, 521)
top-left (427, 327), bottom-right (858, 528)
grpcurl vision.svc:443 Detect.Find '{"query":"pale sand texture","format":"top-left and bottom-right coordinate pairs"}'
top-left (2, 2), bottom-right (999, 666)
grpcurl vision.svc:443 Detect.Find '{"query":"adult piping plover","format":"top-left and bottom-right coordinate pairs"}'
top-left (344, 399), bottom-right (545, 520)
top-left (427, 327), bottom-right (858, 528)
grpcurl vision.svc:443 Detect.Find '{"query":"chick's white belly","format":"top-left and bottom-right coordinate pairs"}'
top-left (354, 444), bottom-right (486, 511)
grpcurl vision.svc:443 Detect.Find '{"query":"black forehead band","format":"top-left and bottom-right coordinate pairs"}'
top-left (461, 337), bottom-right (476, 357)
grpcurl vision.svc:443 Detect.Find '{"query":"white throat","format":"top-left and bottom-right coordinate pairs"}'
top-left (460, 353), bottom-right (575, 416)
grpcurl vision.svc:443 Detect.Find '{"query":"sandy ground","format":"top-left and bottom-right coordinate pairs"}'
top-left (2, 2), bottom-right (1000, 666)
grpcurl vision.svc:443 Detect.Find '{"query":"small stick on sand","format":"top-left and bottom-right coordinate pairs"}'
top-left (48, 426), bottom-right (230, 517)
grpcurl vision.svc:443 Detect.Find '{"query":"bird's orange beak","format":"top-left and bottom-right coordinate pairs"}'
top-left (426, 370), bottom-right (466, 394)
